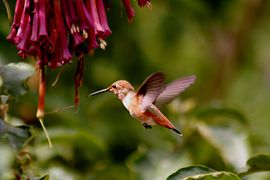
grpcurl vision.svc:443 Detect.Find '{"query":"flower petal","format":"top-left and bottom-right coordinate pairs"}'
top-left (122, 0), bottom-right (135, 22)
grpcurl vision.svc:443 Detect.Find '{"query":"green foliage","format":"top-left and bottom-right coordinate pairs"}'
top-left (0, 63), bottom-right (34, 96)
top-left (166, 154), bottom-right (270, 179)
top-left (192, 105), bottom-right (247, 125)
top-left (167, 166), bottom-right (241, 180)
top-left (38, 174), bottom-right (50, 180)
top-left (247, 154), bottom-right (270, 171)
top-left (5, 124), bottom-right (31, 150)
top-left (167, 166), bottom-right (215, 180)
top-left (0, 63), bottom-right (33, 151)
top-left (238, 154), bottom-right (270, 178)
top-left (184, 172), bottom-right (241, 180)
top-left (0, 62), bottom-right (32, 178)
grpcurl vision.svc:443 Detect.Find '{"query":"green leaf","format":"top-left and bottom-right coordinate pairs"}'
top-left (178, 121), bottom-right (249, 173)
top-left (167, 165), bottom-right (215, 180)
top-left (127, 149), bottom-right (192, 180)
top-left (247, 154), bottom-right (270, 171)
top-left (0, 118), bottom-right (6, 135)
top-left (6, 125), bottom-right (31, 150)
top-left (167, 166), bottom-right (241, 180)
top-left (20, 174), bottom-right (49, 180)
top-left (192, 105), bottom-right (247, 125)
top-left (0, 62), bottom-right (34, 96)
top-left (185, 171), bottom-right (241, 180)
top-left (0, 118), bottom-right (31, 150)
top-left (38, 174), bottom-right (50, 180)
top-left (196, 123), bottom-right (249, 170)
top-left (239, 154), bottom-right (270, 177)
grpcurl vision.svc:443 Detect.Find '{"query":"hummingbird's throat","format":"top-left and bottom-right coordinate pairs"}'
top-left (116, 92), bottom-right (126, 100)
top-left (115, 88), bottom-right (130, 100)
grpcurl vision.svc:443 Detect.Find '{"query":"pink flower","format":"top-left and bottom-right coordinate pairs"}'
top-left (122, 0), bottom-right (135, 22)
top-left (7, 0), bottom-right (151, 112)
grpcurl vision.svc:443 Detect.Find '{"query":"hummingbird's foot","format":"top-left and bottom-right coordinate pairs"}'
top-left (143, 123), bottom-right (152, 129)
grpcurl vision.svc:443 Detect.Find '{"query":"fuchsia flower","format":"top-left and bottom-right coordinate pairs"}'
top-left (7, 0), bottom-right (151, 118)
top-left (122, 0), bottom-right (135, 22)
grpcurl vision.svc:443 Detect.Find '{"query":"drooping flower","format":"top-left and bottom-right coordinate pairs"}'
top-left (6, 0), bottom-right (151, 145)
top-left (122, 0), bottom-right (135, 22)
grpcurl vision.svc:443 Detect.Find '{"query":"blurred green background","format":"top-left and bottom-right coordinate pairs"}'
top-left (0, 0), bottom-right (270, 179)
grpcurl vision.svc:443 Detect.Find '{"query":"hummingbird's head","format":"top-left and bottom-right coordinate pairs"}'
top-left (108, 80), bottom-right (134, 100)
top-left (89, 80), bottom-right (134, 100)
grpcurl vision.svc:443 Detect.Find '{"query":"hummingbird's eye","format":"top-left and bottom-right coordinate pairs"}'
top-left (112, 84), bottom-right (117, 88)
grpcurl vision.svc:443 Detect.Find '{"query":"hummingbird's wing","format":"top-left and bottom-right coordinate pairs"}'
top-left (154, 75), bottom-right (196, 108)
top-left (136, 72), bottom-right (166, 111)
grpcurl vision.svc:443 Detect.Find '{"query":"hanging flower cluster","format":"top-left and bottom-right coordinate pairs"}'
top-left (6, 0), bottom-right (150, 146)
top-left (6, 0), bottom-right (151, 118)
top-left (7, 0), bottom-right (150, 68)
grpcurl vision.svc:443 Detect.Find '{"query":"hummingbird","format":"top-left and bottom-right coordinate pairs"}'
top-left (89, 72), bottom-right (196, 135)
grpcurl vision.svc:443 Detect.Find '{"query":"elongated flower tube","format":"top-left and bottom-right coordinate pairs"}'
top-left (96, 0), bottom-right (112, 37)
top-left (122, 0), bottom-right (135, 22)
top-left (30, 0), bottom-right (39, 42)
top-left (85, 0), bottom-right (104, 35)
top-left (6, 0), bottom-right (24, 43)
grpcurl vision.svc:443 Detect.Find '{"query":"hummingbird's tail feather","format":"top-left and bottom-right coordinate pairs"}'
top-left (171, 128), bottom-right (182, 136)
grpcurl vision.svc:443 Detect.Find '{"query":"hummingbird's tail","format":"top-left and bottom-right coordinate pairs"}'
top-left (171, 128), bottom-right (182, 136)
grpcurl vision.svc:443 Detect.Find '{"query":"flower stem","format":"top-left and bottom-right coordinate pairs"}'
top-left (39, 118), bottom-right (52, 148)
top-left (36, 63), bottom-right (45, 119)
top-left (3, 0), bottom-right (12, 24)
top-left (36, 63), bottom-right (52, 148)
top-left (74, 56), bottom-right (84, 110)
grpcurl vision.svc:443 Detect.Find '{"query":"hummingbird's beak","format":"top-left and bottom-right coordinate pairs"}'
top-left (89, 88), bottom-right (109, 97)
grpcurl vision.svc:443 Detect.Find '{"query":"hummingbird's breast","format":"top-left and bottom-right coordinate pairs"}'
top-left (121, 93), bottom-right (157, 125)
top-left (122, 92), bottom-right (136, 110)
top-left (122, 93), bottom-right (144, 117)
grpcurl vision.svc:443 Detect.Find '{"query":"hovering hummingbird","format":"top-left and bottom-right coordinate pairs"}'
top-left (90, 72), bottom-right (196, 135)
